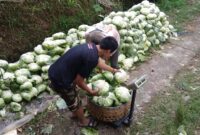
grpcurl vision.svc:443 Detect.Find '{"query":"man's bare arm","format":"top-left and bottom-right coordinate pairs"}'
top-left (74, 74), bottom-right (98, 96)
top-left (97, 58), bottom-right (118, 73)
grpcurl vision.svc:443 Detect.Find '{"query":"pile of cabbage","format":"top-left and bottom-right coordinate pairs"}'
top-left (0, 0), bottom-right (176, 114)
top-left (102, 0), bottom-right (177, 69)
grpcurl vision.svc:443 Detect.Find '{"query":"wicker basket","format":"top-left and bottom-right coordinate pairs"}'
top-left (87, 99), bottom-right (131, 122)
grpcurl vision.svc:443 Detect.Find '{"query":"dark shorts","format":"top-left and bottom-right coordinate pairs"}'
top-left (49, 81), bottom-right (81, 112)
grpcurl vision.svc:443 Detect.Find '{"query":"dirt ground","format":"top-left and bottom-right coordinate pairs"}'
top-left (10, 15), bottom-right (200, 135)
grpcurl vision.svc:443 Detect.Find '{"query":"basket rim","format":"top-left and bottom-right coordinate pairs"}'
top-left (88, 98), bottom-right (130, 109)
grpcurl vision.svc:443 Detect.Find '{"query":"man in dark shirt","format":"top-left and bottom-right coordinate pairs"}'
top-left (48, 36), bottom-right (118, 127)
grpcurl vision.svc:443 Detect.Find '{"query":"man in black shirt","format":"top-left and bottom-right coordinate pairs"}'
top-left (48, 36), bottom-right (118, 127)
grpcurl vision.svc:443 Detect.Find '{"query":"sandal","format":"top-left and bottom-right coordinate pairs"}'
top-left (78, 117), bottom-right (98, 129)
top-left (70, 115), bottom-right (78, 120)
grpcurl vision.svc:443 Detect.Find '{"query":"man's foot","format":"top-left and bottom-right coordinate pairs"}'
top-left (70, 114), bottom-right (78, 120)
top-left (78, 117), bottom-right (98, 128)
top-left (78, 118), bottom-right (90, 126)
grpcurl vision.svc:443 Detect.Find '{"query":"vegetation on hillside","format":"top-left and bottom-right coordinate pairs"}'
top-left (0, 0), bottom-right (106, 62)
top-left (157, 0), bottom-right (200, 30)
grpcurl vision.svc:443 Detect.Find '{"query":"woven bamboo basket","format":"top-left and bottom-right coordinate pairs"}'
top-left (87, 99), bottom-right (131, 122)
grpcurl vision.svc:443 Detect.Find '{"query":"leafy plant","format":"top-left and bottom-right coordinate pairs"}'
top-left (93, 4), bottom-right (104, 13)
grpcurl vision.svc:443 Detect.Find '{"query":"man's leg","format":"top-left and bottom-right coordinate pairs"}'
top-left (61, 87), bottom-right (90, 126)
top-left (49, 83), bottom-right (90, 126)
top-left (72, 106), bottom-right (89, 126)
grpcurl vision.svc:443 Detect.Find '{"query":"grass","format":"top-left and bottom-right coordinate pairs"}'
top-left (0, 0), bottom-right (106, 62)
top-left (156, 0), bottom-right (200, 31)
top-left (130, 54), bottom-right (200, 135)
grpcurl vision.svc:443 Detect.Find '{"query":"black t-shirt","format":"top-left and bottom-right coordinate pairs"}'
top-left (48, 43), bottom-right (98, 89)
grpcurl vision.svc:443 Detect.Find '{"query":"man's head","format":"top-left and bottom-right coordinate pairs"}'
top-left (98, 36), bottom-right (118, 60)
top-left (85, 30), bottom-right (106, 45)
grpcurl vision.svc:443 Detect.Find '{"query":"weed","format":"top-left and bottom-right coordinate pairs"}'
top-left (93, 4), bottom-right (104, 13)
top-left (175, 101), bottom-right (185, 126)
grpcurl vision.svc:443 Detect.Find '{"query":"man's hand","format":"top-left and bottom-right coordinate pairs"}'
top-left (75, 74), bottom-right (99, 96)
top-left (90, 89), bottom-right (99, 96)
top-left (112, 68), bottom-right (120, 74)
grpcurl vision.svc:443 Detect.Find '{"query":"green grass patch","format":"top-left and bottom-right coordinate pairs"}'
top-left (130, 58), bottom-right (200, 135)
top-left (157, 0), bottom-right (200, 31)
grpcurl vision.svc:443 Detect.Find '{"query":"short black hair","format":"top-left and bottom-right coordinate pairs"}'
top-left (100, 36), bottom-right (118, 53)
